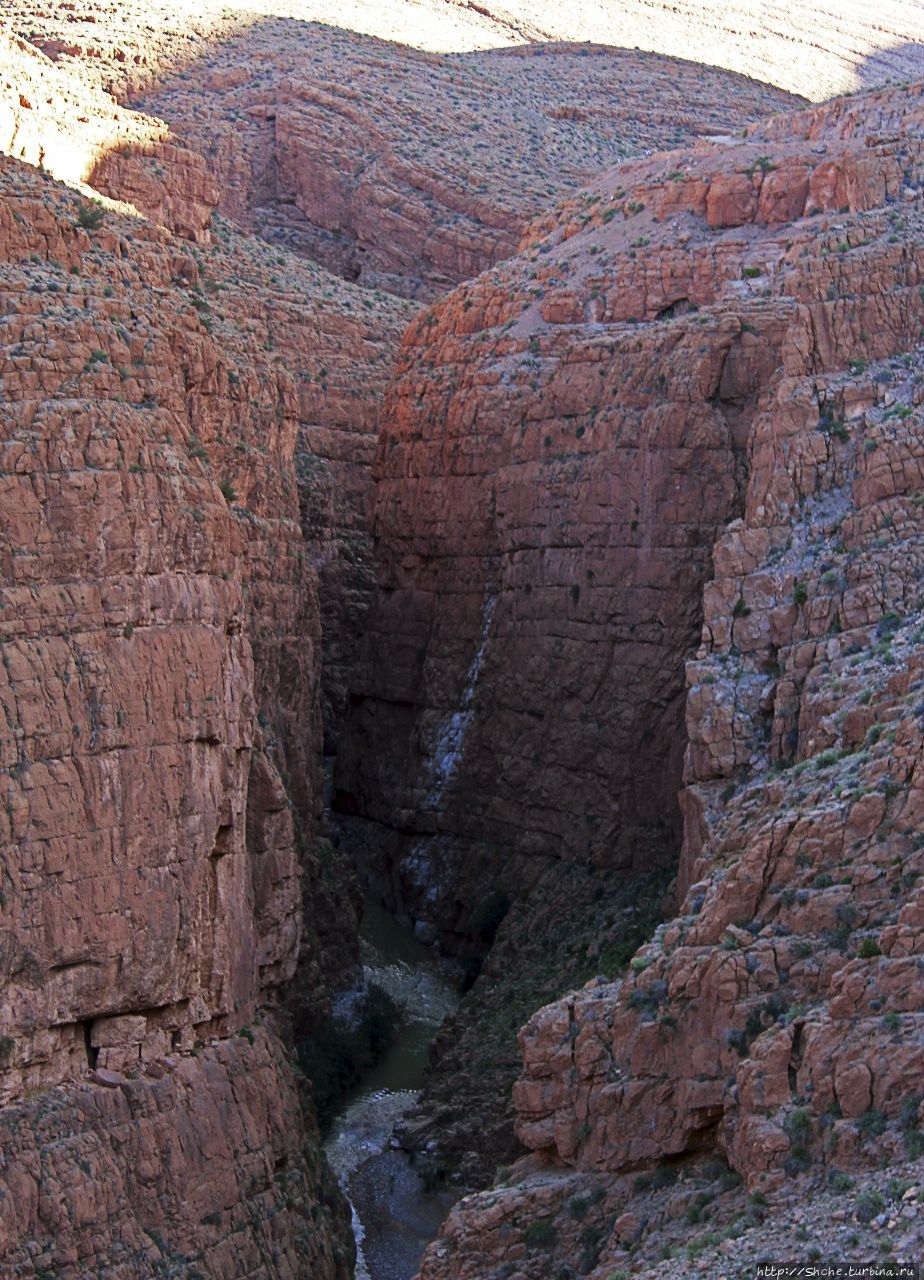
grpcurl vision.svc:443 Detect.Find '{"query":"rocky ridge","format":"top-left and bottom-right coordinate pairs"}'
top-left (423, 1152), bottom-right (924, 1279)
top-left (3, 4), bottom-right (800, 298)
top-left (6, 0), bottom-right (924, 100)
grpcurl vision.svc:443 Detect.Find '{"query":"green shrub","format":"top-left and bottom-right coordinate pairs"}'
top-left (523, 1219), bottom-right (557, 1249)
top-left (899, 1097), bottom-right (921, 1131)
top-left (76, 201), bottom-right (106, 231)
top-left (857, 1109), bottom-right (886, 1139)
top-left (904, 1130), bottom-right (923, 1158)
top-left (855, 1189), bottom-right (885, 1223)
top-left (296, 984), bottom-right (401, 1131)
top-left (782, 1107), bottom-right (813, 1172)
top-left (567, 1194), bottom-right (589, 1219)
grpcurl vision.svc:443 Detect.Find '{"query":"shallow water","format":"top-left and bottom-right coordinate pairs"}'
top-left (324, 898), bottom-right (459, 1280)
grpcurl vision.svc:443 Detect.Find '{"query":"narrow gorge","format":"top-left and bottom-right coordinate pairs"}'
top-left (1, 4), bottom-right (923, 1279)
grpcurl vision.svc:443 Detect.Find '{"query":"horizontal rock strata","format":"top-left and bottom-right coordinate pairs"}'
top-left (0, 54), bottom-right (405, 1266)
top-left (416, 78), bottom-right (924, 1278)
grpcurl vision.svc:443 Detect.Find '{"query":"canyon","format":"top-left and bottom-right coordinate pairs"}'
top-left (0, 2), bottom-right (923, 1278)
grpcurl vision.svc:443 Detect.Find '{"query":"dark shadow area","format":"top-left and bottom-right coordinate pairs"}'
top-left (856, 39), bottom-right (924, 89)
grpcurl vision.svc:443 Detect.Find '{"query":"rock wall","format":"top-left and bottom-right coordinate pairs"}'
top-left (334, 298), bottom-right (753, 934)
top-left (415, 79), bottom-right (924, 1279)
top-left (0, 35), bottom-right (405, 1261)
top-left (0, 1029), bottom-right (352, 1278)
top-left (335, 76), bottom-right (924, 945)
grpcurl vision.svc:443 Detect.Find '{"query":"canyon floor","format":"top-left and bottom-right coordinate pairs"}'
top-left (1, 2), bottom-right (924, 1279)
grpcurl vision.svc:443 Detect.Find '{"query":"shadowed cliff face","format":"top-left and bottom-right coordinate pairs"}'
top-left (334, 306), bottom-right (756, 928)
top-left (334, 77), bottom-right (924, 942)
top-left (412, 80), bottom-right (924, 1280)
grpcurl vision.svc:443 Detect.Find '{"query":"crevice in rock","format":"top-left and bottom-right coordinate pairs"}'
top-left (82, 1022), bottom-right (98, 1070)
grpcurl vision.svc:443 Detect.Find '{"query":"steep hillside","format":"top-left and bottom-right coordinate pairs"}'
top-left (3, 6), bottom-right (799, 297)
top-left (5, 0), bottom-right (924, 100)
top-left (335, 79), bottom-right (924, 1189)
top-left (137, 37), bottom-right (797, 299)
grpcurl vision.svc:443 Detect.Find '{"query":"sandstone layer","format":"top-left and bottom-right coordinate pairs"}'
top-left (0, 1028), bottom-right (352, 1278)
top-left (135, 37), bottom-right (796, 298)
top-left (414, 79), bottom-right (924, 1277)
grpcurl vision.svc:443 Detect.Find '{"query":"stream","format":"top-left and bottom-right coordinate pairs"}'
top-left (323, 898), bottom-right (460, 1280)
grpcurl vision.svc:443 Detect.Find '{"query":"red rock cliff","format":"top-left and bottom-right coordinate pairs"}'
top-left (0, 34), bottom-right (407, 1264)
top-left (415, 78), bottom-right (924, 1279)
top-left (336, 78), bottom-right (924, 946)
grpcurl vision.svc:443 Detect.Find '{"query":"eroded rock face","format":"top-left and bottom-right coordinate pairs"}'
top-left (416, 79), bottom-right (924, 1280)
top-left (0, 1029), bottom-right (353, 1278)
top-left (0, 15), bottom-right (416, 740)
top-left (335, 80), bottom-right (924, 950)
top-left (135, 36), bottom-right (796, 299)
top-left (0, 50), bottom-right (404, 1261)
top-left (0, 29), bottom-right (218, 241)
top-left (335, 305), bottom-right (752, 931)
